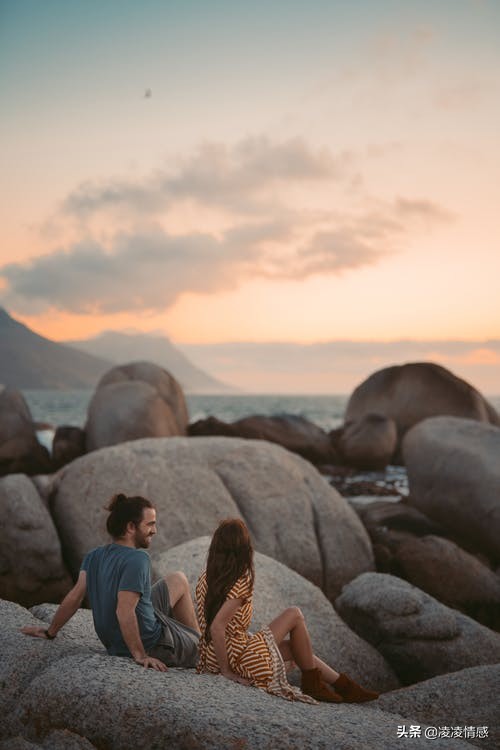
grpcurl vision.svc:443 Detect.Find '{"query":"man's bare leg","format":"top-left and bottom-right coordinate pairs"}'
top-left (164, 571), bottom-right (200, 634)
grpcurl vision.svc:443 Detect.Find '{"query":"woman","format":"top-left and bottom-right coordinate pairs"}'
top-left (196, 518), bottom-right (379, 704)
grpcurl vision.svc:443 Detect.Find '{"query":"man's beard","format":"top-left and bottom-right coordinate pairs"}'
top-left (134, 531), bottom-right (153, 549)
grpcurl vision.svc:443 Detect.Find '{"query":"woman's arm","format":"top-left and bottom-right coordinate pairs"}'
top-left (210, 598), bottom-right (251, 685)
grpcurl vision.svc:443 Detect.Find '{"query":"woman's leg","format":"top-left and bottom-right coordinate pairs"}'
top-left (279, 640), bottom-right (340, 684)
top-left (268, 607), bottom-right (342, 703)
top-left (268, 607), bottom-right (314, 671)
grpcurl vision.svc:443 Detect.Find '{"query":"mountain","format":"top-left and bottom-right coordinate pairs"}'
top-left (0, 308), bottom-right (112, 389)
top-left (65, 331), bottom-right (235, 393)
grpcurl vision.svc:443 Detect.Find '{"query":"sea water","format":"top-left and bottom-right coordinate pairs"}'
top-left (23, 390), bottom-right (349, 431)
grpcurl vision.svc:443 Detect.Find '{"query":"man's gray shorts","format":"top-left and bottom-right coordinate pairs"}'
top-left (148, 578), bottom-right (199, 668)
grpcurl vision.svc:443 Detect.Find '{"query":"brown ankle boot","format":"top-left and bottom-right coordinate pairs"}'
top-left (301, 668), bottom-right (343, 703)
top-left (333, 673), bottom-right (379, 702)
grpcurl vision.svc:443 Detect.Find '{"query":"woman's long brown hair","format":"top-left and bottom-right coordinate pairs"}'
top-left (204, 518), bottom-right (255, 642)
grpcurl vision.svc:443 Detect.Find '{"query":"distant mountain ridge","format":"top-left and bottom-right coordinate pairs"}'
top-left (0, 308), bottom-right (234, 392)
top-left (65, 331), bottom-right (234, 393)
top-left (0, 307), bottom-right (112, 389)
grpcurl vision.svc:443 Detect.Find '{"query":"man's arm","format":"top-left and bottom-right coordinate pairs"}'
top-left (116, 590), bottom-right (167, 672)
top-left (21, 571), bottom-right (87, 639)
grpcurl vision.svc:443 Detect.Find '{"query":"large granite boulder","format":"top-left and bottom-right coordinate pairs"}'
top-left (335, 573), bottom-right (500, 684)
top-left (0, 475), bottom-right (72, 606)
top-left (344, 363), bottom-right (499, 461)
top-left (403, 417), bottom-right (500, 564)
top-left (332, 413), bottom-right (397, 470)
top-left (51, 426), bottom-right (85, 470)
top-left (388, 535), bottom-right (500, 630)
top-left (156, 537), bottom-right (398, 692)
top-left (51, 437), bottom-right (374, 602)
top-left (376, 665), bottom-right (500, 750)
top-left (0, 387), bottom-right (51, 477)
top-left (0, 731), bottom-right (96, 749)
top-left (85, 361), bottom-right (188, 451)
top-left (0, 598), bottom-right (474, 750)
top-left (188, 414), bottom-right (336, 465)
top-left (355, 500), bottom-right (446, 539)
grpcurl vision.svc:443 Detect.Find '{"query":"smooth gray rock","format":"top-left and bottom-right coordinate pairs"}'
top-left (97, 361), bottom-right (189, 431)
top-left (404, 417), bottom-right (500, 563)
top-left (335, 413), bottom-right (397, 470)
top-left (344, 363), bottom-right (499, 460)
top-left (52, 426), bottom-right (85, 470)
top-left (156, 537), bottom-right (398, 692)
top-left (30, 604), bottom-right (102, 651)
top-left (0, 731), bottom-right (96, 749)
top-left (0, 475), bottom-right (72, 606)
top-left (0, 599), bottom-right (104, 739)
top-left (389, 535), bottom-right (500, 630)
top-left (52, 437), bottom-right (374, 602)
top-left (0, 598), bottom-right (475, 750)
top-left (85, 361), bottom-right (189, 451)
top-left (188, 414), bottom-right (336, 465)
top-left (335, 573), bottom-right (500, 684)
top-left (376, 665), bottom-right (500, 750)
top-left (0, 387), bottom-right (50, 476)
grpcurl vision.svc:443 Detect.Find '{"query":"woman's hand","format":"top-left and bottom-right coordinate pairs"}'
top-left (221, 669), bottom-right (251, 686)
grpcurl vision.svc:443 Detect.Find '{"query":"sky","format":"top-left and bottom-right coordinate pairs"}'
top-left (1, 0), bottom-right (499, 392)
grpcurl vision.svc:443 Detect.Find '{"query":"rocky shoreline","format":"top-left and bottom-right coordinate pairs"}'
top-left (1, 360), bottom-right (500, 748)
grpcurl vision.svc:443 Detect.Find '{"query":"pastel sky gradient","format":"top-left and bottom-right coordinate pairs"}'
top-left (1, 0), bottom-right (499, 390)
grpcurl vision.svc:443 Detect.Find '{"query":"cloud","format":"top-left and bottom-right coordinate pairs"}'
top-left (0, 135), bottom-right (452, 315)
top-left (0, 225), bottom-right (267, 314)
top-left (61, 136), bottom-right (343, 221)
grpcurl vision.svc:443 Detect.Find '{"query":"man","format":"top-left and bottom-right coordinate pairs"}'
top-left (22, 493), bottom-right (200, 672)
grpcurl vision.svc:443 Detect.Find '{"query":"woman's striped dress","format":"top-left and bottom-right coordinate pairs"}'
top-left (195, 569), bottom-right (316, 703)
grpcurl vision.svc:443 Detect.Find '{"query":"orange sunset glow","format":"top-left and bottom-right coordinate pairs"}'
top-left (1, 1), bottom-right (499, 392)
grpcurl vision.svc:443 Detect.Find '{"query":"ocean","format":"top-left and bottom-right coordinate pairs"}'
top-left (22, 389), bottom-right (500, 433)
top-left (22, 391), bottom-right (350, 432)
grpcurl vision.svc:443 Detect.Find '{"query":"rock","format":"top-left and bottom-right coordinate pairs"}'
top-left (376, 665), bottom-right (500, 750)
top-left (51, 426), bottom-right (85, 470)
top-left (353, 501), bottom-right (448, 575)
top-left (0, 387), bottom-right (51, 477)
top-left (0, 475), bottom-right (72, 607)
top-left (403, 417), bottom-right (500, 564)
top-left (0, 598), bottom-right (474, 750)
top-left (388, 535), bottom-right (500, 631)
top-left (332, 413), bottom-right (397, 470)
top-left (30, 604), bottom-right (103, 651)
top-left (335, 573), bottom-right (500, 685)
top-left (344, 363), bottom-right (499, 461)
top-left (156, 536), bottom-right (399, 692)
top-left (0, 599), bottom-right (103, 739)
top-left (97, 361), bottom-right (188, 432)
top-left (189, 414), bottom-right (337, 465)
top-left (52, 437), bottom-right (374, 602)
top-left (356, 500), bottom-right (446, 538)
top-left (85, 361), bottom-right (188, 451)
top-left (0, 731), bottom-right (97, 749)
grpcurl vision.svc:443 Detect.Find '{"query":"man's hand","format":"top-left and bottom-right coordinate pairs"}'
top-left (21, 626), bottom-right (52, 639)
top-left (134, 656), bottom-right (168, 672)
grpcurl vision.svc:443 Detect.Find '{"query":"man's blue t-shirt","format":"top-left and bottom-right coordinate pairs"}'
top-left (81, 543), bottom-right (162, 656)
